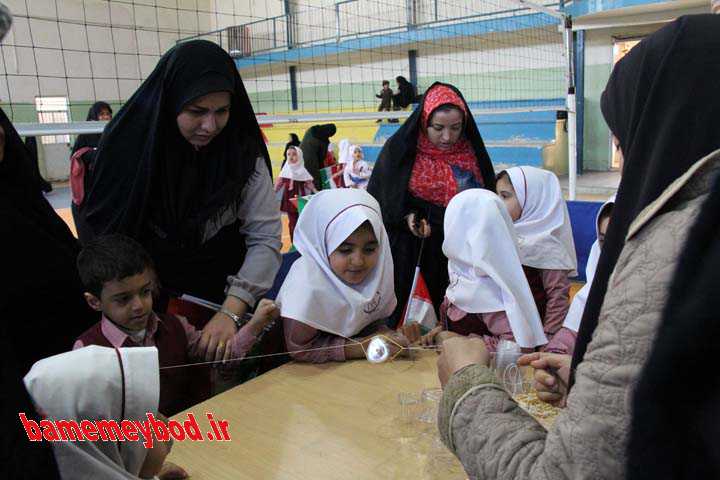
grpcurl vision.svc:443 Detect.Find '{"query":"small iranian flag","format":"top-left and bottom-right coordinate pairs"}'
top-left (319, 164), bottom-right (345, 190)
top-left (292, 194), bottom-right (313, 214)
top-left (400, 267), bottom-right (438, 330)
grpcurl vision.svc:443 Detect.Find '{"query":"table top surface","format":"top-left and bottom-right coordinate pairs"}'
top-left (168, 351), bottom-right (467, 480)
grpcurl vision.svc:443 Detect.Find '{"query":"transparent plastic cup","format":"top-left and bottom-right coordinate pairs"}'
top-left (417, 387), bottom-right (443, 424)
top-left (398, 392), bottom-right (422, 425)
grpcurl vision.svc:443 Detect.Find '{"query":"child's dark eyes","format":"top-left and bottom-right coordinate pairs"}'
top-left (114, 296), bottom-right (130, 305)
top-left (363, 245), bottom-right (378, 254)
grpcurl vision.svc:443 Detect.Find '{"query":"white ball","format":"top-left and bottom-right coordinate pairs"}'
top-left (366, 336), bottom-right (391, 363)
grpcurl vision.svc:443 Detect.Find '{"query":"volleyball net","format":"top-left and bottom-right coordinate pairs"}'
top-left (0, 0), bottom-right (576, 194)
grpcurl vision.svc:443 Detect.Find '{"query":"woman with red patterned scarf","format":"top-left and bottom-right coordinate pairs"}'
top-left (368, 82), bottom-right (496, 327)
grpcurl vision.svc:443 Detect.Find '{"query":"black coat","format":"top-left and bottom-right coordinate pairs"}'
top-left (300, 124), bottom-right (336, 190)
top-left (571, 15), bottom-right (720, 383)
top-left (367, 82), bottom-right (495, 325)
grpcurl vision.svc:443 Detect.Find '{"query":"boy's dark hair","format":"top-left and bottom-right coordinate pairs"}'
top-left (598, 203), bottom-right (614, 223)
top-left (382, 80), bottom-right (389, 86)
top-left (77, 234), bottom-right (155, 297)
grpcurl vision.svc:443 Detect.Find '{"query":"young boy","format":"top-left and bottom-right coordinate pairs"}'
top-left (375, 80), bottom-right (393, 122)
top-left (74, 234), bottom-right (279, 415)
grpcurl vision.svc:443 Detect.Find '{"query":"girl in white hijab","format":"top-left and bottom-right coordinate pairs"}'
top-left (496, 166), bottom-right (577, 340)
top-left (23, 346), bottom-right (173, 479)
top-left (277, 188), bottom-right (409, 362)
top-left (342, 143), bottom-right (372, 190)
top-left (274, 145), bottom-right (317, 241)
top-left (421, 189), bottom-right (547, 351)
top-left (544, 195), bottom-right (615, 355)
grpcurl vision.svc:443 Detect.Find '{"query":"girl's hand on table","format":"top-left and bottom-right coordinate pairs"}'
top-left (399, 323), bottom-right (422, 344)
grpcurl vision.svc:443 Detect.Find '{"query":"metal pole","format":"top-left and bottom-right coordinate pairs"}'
top-left (335, 3), bottom-right (341, 43)
top-left (564, 16), bottom-right (577, 200)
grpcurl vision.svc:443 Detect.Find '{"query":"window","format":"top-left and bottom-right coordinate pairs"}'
top-left (35, 96), bottom-right (70, 144)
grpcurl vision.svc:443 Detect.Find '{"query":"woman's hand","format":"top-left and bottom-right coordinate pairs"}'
top-left (518, 352), bottom-right (571, 407)
top-left (437, 336), bottom-right (490, 387)
top-left (406, 212), bottom-right (431, 238)
top-left (196, 297), bottom-right (248, 362)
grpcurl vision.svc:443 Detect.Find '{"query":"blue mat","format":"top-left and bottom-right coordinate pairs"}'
top-left (567, 200), bottom-right (603, 282)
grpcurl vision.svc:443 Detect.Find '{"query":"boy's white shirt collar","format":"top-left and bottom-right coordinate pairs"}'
top-left (276, 189), bottom-right (396, 338)
top-left (505, 166), bottom-right (578, 274)
top-left (443, 189), bottom-right (547, 348)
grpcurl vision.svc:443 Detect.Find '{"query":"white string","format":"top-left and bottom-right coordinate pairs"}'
top-left (159, 335), bottom-right (440, 371)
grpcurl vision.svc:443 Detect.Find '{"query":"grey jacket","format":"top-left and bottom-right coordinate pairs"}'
top-left (438, 150), bottom-right (720, 480)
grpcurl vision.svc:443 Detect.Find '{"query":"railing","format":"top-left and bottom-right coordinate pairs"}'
top-left (177, 0), bottom-right (561, 58)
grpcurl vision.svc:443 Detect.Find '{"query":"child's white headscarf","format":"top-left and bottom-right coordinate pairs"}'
top-left (338, 139), bottom-right (351, 164)
top-left (279, 146), bottom-right (313, 182)
top-left (343, 144), bottom-right (371, 187)
top-left (443, 189), bottom-right (547, 348)
top-left (504, 166), bottom-right (578, 274)
top-left (24, 346), bottom-right (160, 479)
top-left (277, 189), bottom-right (396, 337)
top-left (563, 195), bottom-right (615, 332)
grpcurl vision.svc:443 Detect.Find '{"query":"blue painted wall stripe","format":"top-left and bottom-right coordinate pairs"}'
top-left (235, 12), bottom-right (558, 69)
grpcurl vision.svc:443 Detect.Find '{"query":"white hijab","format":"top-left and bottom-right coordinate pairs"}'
top-left (343, 144), bottom-right (371, 187)
top-left (563, 195), bottom-right (615, 332)
top-left (338, 139), bottom-right (351, 164)
top-left (443, 189), bottom-right (547, 348)
top-left (24, 346), bottom-right (160, 479)
top-left (279, 146), bottom-right (314, 182)
top-left (505, 166), bottom-right (578, 274)
top-left (277, 189), bottom-right (396, 338)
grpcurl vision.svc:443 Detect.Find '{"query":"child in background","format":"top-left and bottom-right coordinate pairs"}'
top-left (280, 132), bottom-right (301, 169)
top-left (277, 189), bottom-right (410, 363)
top-left (74, 234), bottom-right (279, 416)
top-left (376, 80), bottom-right (393, 122)
top-left (496, 166), bottom-right (577, 340)
top-left (544, 196), bottom-right (615, 355)
top-left (420, 189), bottom-right (547, 352)
top-left (24, 346), bottom-right (182, 479)
top-left (274, 146), bottom-right (317, 241)
top-left (343, 144), bottom-right (372, 190)
top-left (325, 143), bottom-right (337, 168)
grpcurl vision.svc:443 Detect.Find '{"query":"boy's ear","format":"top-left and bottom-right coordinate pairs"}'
top-left (84, 292), bottom-right (103, 312)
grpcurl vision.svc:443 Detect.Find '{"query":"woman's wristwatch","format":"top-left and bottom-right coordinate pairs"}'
top-left (219, 308), bottom-right (248, 329)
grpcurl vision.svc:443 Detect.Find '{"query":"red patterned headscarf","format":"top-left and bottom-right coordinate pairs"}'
top-left (408, 85), bottom-right (483, 207)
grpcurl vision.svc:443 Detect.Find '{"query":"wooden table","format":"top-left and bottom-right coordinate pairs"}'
top-left (168, 351), bottom-right (466, 479)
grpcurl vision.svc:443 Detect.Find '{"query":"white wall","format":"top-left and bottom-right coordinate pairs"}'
top-left (0, 0), bottom-right (266, 180)
top-left (0, 0), bottom-right (261, 104)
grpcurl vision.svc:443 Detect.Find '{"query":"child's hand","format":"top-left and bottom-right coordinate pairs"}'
top-left (384, 331), bottom-right (411, 358)
top-left (518, 352), bottom-right (571, 407)
top-left (399, 323), bottom-right (422, 344)
top-left (418, 326), bottom-right (443, 347)
top-left (248, 299), bottom-right (280, 336)
top-left (435, 330), bottom-right (460, 345)
top-left (158, 461), bottom-right (189, 480)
